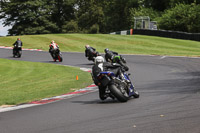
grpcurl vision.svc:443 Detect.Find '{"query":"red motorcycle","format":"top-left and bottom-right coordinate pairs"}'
top-left (50, 48), bottom-right (63, 62)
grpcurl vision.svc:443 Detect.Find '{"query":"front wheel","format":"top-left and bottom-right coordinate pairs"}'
top-left (58, 54), bottom-right (63, 62)
top-left (132, 89), bottom-right (140, 98)
top-left (109, 84), bottom-right (129, 102)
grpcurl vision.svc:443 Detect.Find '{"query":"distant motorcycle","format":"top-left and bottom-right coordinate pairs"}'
top-left (51, 48), bottom-right (63, 62)
top-left (13, 45), bottom-right (22, 58)
top-left (87, 51), bottom-right (100, 62)
top-left (92, 70), bottom-right (139, 102)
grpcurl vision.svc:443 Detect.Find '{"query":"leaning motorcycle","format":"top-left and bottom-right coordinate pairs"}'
top-left (92, 70), bottom-right (139, 102)
top-left (51, 48), bottom-right (63, 62)
top-left (13, 45), bottom-right (22, 58)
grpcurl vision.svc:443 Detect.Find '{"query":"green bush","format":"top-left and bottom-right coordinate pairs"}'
top-left (89, 24), bottom-right (99, 34)
top-left (158, 3), bottom-right (200, 33)
top-left (62, 20), bottom-right (79, 33)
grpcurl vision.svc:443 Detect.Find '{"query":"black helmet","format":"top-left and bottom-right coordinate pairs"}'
top-left (104, 48), bottom-right (109, 53)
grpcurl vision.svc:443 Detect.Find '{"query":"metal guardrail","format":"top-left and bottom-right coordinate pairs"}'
top-left (110, 29), bottom-right (200, 42)
top-left (132, 29), bottom-right (200, 42)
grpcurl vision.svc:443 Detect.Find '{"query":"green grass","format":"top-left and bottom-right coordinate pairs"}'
top-left (0, 58), bottom-right (93, 105)
top-left (0, 34), bottom-right (200, 56)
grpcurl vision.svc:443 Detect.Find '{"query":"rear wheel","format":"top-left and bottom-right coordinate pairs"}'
top-left (109, 84), bottom-right (129, 102)
top-left (13, 49), bottom-right (16, 57)
top-left (18, 51), bottom-right (22, 58)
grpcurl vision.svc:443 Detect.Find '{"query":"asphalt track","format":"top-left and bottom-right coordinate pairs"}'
top-left (0, 48), bottom-right (200, 133)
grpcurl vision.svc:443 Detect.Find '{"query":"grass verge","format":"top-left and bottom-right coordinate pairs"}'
top-left (0, 58), bottom-right (93, 106)
top-left (0, 34), bottom-right (200, 57)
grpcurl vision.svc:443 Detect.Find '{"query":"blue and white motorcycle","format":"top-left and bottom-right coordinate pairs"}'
top-left (93, 71), bottom-right (139, 102)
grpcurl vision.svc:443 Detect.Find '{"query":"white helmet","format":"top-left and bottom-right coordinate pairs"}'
top-left (95, 56), bottom-right (104, 64)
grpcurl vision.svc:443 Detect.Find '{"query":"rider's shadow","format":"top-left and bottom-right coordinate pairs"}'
top-left (71, 99), bottom-right (121, 104)
top-left (77, 63), bottom-right (94, 66)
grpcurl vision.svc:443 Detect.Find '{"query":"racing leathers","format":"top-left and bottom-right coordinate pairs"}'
top-left (13, 40), bottom-right (23, 54)
top-left (105, 50), bottom-right (118, 62)
top-left (49, 42), bottom-right (59, 59)
top-left (85, 46), bottom-right (97, 61)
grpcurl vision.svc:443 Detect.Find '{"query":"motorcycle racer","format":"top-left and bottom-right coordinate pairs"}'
top-left (49, 40), bottom-right (60, 60)
top-left (92, 56), bottom-right (127, 100)
top-left (104, 48), bottom-right (118, 62)
top-left (85, 45), bottom-right (99, 61)
top-left (104, 48), bottom-right (128, 71)
top-left (13, 38), bottom-right (23, 57)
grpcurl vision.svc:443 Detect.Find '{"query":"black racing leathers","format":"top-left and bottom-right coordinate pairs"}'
top-left (13, 40), bottom-right (23, 48)
top-left (105, 51), bottom-right (118, 62)
top-left (13, 40), bottom-right (23, 54)
top-left (105, 51), bottom-right (128, 71)
top-left (85, 47), bottom-right (96, 60)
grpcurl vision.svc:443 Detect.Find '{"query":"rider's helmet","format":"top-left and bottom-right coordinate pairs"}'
top-left (85, 45), bottom-right (90, 48)
top-left (51, 40), bottom-right (55, 44)
top-left (95, 56), bottom-right (104, 64)
top-left (104, 48), bottom-right (109, 53)
top-left (17, 38), bottom-right (20, 40)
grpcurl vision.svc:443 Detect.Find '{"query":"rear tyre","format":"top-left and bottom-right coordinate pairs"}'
top-left (18, 51), bottom-right (22, 58)
top-left (109, 84), bottom-right (129, 102)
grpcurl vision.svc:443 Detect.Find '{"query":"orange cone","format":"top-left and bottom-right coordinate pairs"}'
top-left (76, 75), bottom-right (79, 80)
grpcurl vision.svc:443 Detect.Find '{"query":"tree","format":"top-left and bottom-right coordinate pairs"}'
top-left (0, 0), bottom-right (75, 35)
top-left (102, 0), bottom-right (139, 33)
top-left (169, 0), bottom-right (200, 7)
top-left (75, 0), bottom-right (104, 33)
top-left (140, 0), bottom-right (171, 11)
top-left (48, 0), bottom-right (76, 32)
top-left (158, 3), bottom-right (200, 33)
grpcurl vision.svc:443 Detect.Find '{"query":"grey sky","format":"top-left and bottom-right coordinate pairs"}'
top-left (0, 21), bottom-right (10, 36)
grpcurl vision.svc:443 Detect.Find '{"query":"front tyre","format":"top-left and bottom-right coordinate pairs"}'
top-left (58, 54), bottom-right (63, 62)
top-left (133, 89), bottom-right (140, 98)
top-left (59, 56), bottom-right (63, 62)
top-left (109, 84), bottom-right (129, 102)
